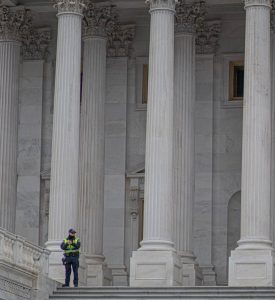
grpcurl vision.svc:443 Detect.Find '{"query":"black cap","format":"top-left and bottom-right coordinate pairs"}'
top-left (69, 228), bottom-right (76, 234)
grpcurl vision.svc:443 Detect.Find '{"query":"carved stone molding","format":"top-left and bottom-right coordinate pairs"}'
top-left (196, 20), bottom-right (221, 54)
top-left (0, 276), bottom-right (31, 299)
top-left (129, 183), bottom-right (139, 220)
top-left (175, 0), bottom-right (207, 34)
top-left (22, 28), bottom-right (51, 60)
top-left (83, 3), bottom-right (117, 38)
top-left (107, 23), bottom-right (135, 57)
top-left (52, 0), bottom-right (87, 15)
top-left (146, 0), bottom-right (178, 12)
top-left (0, 6), bottom-right (32, 42)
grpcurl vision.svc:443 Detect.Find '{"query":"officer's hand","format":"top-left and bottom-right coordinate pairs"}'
top-left (67, 240), bottom-right (72, 245)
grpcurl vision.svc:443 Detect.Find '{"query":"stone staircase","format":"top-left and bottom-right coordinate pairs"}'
top-left (50, 286), bottom-right (275, 299)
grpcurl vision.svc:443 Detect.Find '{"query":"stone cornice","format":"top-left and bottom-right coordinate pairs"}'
top-left (146, 0), bottom-right (178, 12)
top-left (196, 20), bottom-right (221, 54)
top-left (83, 3), bottom-right (118, 39)
top-left (107, 23), bottom-right (135, 57)
top-left (175, 0), bottom-right (207, 34)
top-left (52, 0), bottom-right (87, 15)
top-left (244, 0), bottom-right (271, 9)
top-left (21, 27), bottom-right (51, 60)
top-left (0, 6), bottom-right (32, 42)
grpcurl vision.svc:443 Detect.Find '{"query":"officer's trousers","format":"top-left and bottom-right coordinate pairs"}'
top-left (64, 256), bottom-right (79, 287)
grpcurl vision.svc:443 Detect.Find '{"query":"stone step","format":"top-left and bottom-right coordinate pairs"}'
top-left (50, 287), bottom-right (275, 299)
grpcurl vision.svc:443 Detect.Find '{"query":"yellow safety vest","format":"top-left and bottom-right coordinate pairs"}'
top-left (63, 238), bottom-right (80, 255)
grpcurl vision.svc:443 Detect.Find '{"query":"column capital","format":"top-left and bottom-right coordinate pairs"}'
top-left (107, 23), bottom-right (135, 57)
top-left (0, 6), bottom-right (32, 42)
top-left (21, 28), bottom-right (51, 60)
top-left (83, 3), bottom-right (117, 39)
top-left (52, 0), bottom-right (87, 15)
top-left (196, 20), bottom-right (221, 54)
top-left (146, 0), bottom-right (178, 12)
top-left (244, 0), bottom-right (271, 9)
top-left (175, 0), bottom-right (207, 34)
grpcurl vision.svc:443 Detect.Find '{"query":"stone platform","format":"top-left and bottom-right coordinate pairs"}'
top-left (50, 286), bottom-right (275, 299)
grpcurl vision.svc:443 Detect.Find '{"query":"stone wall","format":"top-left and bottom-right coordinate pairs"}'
top-left (16, 61), bottom-right (44, 245)
top-left (212, 15), bottom-right (245, 285)
top-left (0, 228), bottom-right (58, 300)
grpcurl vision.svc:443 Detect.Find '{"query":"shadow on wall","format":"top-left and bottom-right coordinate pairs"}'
top-left (227, 191), bottom-right (241, 267)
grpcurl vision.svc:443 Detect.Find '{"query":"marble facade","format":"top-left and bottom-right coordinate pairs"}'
top-left (0, 0), bottom-right (274, 289)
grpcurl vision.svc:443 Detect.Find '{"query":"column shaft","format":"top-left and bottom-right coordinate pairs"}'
top-left (130, 0), bottom-right (182, 287)
top-left (173, 30), bottom-right (202, 285)
top-left (271, 26), bottom-right (275, 248)
top-left (142, 2), bottom-right (176, 249)
top-left (48, 13), bottom-right (82, 241)
top-left (174, 31), bottom-right (195, 255)
top-left (229, 0), bottom-right (275, 286)
top-left (79, 36), bottom-right (107, 256)
top-left (0, 41), bottom-right (21, 232)
top-left (240, 1), bottom-right (271, 245)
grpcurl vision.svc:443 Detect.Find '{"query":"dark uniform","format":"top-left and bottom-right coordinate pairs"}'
top-left (60, 230), bottom-right (81, 287)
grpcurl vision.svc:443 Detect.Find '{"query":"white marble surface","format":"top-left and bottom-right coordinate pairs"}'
top-left (140, 0), bottom-right (176, 250)
top-left (229, 0), bottom-right (275, 286)
top-left (130, 0), bottom-right (182, 287)
top-left (16, 60), bottom-right (44, 245)
top-left (46, 3), bottom-right (84, 283)
top-left (126, 58), bottom-right (147, 172)
top-left (103, 57), bottom-right (129, 286)
top-left (272, 30), bottom-right (275, 250)
top-left (78, 34), bottom-right (110, 285)
top-left (173, 29), bottom-right (199, 285)
top-left (193, 55), bottom-right (216, 285)
top-left (47, 9), bottom-right (83, 242)
top-left (0, 228), bottom-right (57, 300)
top-left (0, 41), bottom-right (20, 232)
top-left (40, 62), bottom-right (54, 247)
top-left (211, 16), bottom-right (245, 285)
top-left (10, 0), bottom-right (275, 288)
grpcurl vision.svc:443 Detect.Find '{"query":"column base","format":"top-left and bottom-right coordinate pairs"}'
top-left (200, 264), bottom-right (217, 286)
top-left (179, 252), bottom-right (202, 286)
top-left (78, 255), bottom-right (87, 286)
top-left (229, 247), bottom-right (275, 286)
top-left (45, 241), bottom-right (65, 284)
top-left (130, 250), bottom-right (182, 287)
top-left (85, 255), bottom-right (112, 286)
top-left (110, 265), bottom-right (128, 286)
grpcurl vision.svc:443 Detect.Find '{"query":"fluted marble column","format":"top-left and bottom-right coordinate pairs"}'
top-left (78, 4), bottom-right (115, 286)
top-left (130, 0), bottom-right (182, 287)
top-left (173, 0), bottom-right (205, 286)
top-left (45, 0), bottom-right (85, 283)
top-left (229, 0), bottom-right (275, 286)
top-left (0, 7), bottom-right (27, 232)
top-left (271, 15), bottom-right (275, 250)
top-left (0, 39), bottom-right (20, 233)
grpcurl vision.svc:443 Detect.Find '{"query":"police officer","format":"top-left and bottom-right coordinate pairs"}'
top-left (61, 228), bottom-right (81, 287)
